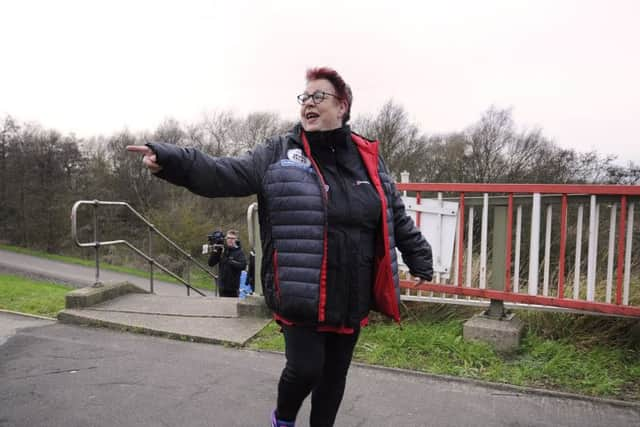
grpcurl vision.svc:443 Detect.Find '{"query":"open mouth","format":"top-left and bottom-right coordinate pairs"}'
top-left (305, 112), bottom-right (319, 120)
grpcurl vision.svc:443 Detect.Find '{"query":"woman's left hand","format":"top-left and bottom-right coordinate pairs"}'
top-left (413, 277), bottom-right (429, 287)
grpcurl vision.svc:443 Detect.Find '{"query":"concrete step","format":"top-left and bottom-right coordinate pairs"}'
top-left (89, 294), bottom-right (239, 318)
top-left (58, 291), bottom-right (271, 347)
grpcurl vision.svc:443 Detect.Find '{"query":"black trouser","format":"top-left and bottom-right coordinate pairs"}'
top-left (276, 325), bottom-right (360, 427)
top-left (218, 287), bottom-right (238, 297)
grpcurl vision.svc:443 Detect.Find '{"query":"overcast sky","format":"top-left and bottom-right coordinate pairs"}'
top-left (1, 0), bottom-right (638, 163)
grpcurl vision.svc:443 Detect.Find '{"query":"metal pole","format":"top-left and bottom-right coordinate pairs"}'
top-left (488, 205), bottom-right (507, 318)
top-left (215, 264), bottom-right (220, 297)
top-left (186, 261), bottom-right (191, 296)
top-left (93, 202), bottom-right (102, 287)
top-left (528, 193), bottom-right (541, 296)
top-left (248, 203), bottom-right (262, 296)
top-left (479, 193), bottom-right (488, 289)
top-left (400, 171), bottom-right (409, 197)
top-left (149, 225), bottom-right (154, 294)
top-left (586, 195), bottom-right (599, 301)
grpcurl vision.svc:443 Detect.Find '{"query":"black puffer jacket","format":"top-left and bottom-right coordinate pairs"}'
top-left (148, 124), bottom-right (432, 326)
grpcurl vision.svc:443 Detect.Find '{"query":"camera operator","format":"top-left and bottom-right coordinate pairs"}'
top-left (207, 229), bottom-right (247, 298)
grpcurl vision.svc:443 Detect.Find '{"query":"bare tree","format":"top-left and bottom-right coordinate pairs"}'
top-left (1, 101), bottom-right (628, 258)
top-left (415, 133), bottom-right (468, 182)
top-left (606, 161), bottom-right (640, 184)
top-left (233, 112), bottom-right (288, 153)
top-left (408, 107), bottom-right (617, 185)
top-left (191, 111), bottom-right (239, 156)
top-left (462, 106), bottom-right (515, 183)
top-left (106, 130), bottom-right (163, 212)
top-left (0, 122), bottom-right (84, 250)
top-left (352, 100), bottom-right (428, 179)
top-left (0, 116), bottom-right (20, 240)
top-left (153, 117), bottom-right (186, 146)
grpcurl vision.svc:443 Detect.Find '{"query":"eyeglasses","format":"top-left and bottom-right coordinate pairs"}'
top-left (297, 90), bottom-right (339, 105)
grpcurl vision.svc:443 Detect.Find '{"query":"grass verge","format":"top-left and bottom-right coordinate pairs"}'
top-left (248, 304), bottom-right (640, 401)
top-left (0, 274), bottom-right (71, 318)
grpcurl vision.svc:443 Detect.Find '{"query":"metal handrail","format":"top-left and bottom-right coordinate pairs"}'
top-left (247, 202), bottom-right (262, 295)
top-left (71, 200), bottom-right (216, 296)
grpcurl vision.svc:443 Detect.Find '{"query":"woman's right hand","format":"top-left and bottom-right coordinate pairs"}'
top-left (126, 145), bottom-right (163, 174)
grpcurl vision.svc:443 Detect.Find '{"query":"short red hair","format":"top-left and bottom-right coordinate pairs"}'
top-left (306, 67), bottom-right (353, 124)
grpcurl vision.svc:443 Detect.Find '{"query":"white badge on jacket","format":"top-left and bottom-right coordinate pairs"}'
top-left (287, 148), bottom-right (311, 167)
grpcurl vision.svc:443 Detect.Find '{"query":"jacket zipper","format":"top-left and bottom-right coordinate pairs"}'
top-left (301, 132), bottom-right (329, 323)
top-left (331, 142), bottom-right (353, 322)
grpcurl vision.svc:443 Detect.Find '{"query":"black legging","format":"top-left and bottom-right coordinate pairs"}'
top-left (277, 325), bottom-right (360, 427)
top-left (218, 287), bottom-right (238, 297)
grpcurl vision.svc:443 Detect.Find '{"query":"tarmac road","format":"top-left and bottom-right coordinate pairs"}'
top-left (1, 312), bottom-right (638, 427)
top-left (1, 249), bottom-right (639, 426)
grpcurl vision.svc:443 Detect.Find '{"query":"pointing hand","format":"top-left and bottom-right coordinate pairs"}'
top-left (126, 145), bottom-right (162, 174)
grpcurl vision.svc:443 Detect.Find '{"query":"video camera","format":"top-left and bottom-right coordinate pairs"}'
top-left (202, 230), bottom-right (225, 254)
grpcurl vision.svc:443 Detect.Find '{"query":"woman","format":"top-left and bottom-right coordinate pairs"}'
top-left (127, 67), bottom-right (433, 427)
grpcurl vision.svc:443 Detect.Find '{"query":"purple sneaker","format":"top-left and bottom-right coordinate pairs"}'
top-left (271, 409), bottom-right (295, 427)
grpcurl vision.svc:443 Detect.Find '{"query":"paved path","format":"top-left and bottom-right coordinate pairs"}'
top-left (0, 311), bottom-right (55, 346)
top-left (0, 249), bottom-right (210, 296)
top-left (1, 248), bottom-right (270, 346)
top-left (1, 313), bottom-right (638, 427)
